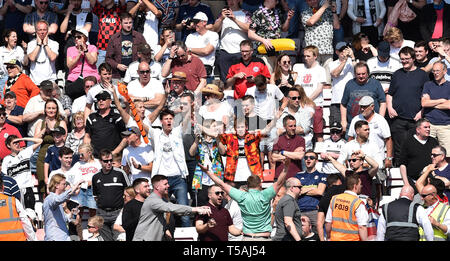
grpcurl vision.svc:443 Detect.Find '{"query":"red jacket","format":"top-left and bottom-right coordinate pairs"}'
top-left (1, 73), bottom-right (40, 108)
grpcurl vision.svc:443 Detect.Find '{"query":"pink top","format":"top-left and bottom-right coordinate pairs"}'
top-left (67, 45), bottom-right (100, 82)
top-left (432, 9), bottom-right (444, 40)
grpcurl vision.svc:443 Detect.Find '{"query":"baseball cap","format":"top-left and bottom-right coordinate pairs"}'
top-left (329, 121), bottom-right (343, 131)
top-left (71, 28), bottom-right (89, 39)
top-left (4, 59), bottom-right (22, 69)
top-left (95, 91), bottom-right (111, 100)
top-left (4, 91), bottom-right (16, 99)
top-left (193, 12), bottom-right (208, 22)
top-left (377, 41), bottom-right (390, 58)
top-left (359, 96), bottom-right (375, 106)
top-left (51, 126), bottom-right (66, 135)
top-left (40, 80), bottom-right (54, 91)
top-left (121, 126), bottom-right (141, 136)
top-left (335, 42), bottom-right (348, 51)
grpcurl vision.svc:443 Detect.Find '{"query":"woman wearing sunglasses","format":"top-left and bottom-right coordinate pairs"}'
top-left (270, 53), bottom-right (297, 96)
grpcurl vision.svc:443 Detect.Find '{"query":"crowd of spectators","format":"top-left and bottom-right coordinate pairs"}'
top-left (0, 0), bottom-right (449, 241)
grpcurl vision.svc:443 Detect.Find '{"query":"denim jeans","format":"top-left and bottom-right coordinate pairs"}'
top-left (167, 175), bottom-right (190, 227)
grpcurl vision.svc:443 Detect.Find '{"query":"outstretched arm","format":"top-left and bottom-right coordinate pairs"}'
top-left (198, 164), bottom-right (233, 195)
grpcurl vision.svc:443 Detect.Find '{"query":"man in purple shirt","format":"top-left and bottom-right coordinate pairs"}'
top-left (272, 114), bottom-right (306, 180)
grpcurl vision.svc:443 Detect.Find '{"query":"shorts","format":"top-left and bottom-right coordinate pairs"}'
top-left (73, 188), bottom-right (97, 209)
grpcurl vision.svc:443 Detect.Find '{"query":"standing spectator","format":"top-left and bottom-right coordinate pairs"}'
top-left (387, 46), bottom-right (429, 166)
top-left (272, 114), bottom-right (306, 180)
top-left (199, 158), bottom-right (290, 241)
top-left (347, 0), bottom-right (385, 45)
top-left (226, 39), bottom-right (271, 99)
top-left (161, 41), bottom-right (207, 93)
top-left (26, 20), bottom-right (59, 85)
top-left (66, 28), bottom-right (99, 100)
top-left (195, 185), bottom-right (242, 241)
top-left (329, 42), bottom-right (356, 125)
top-left (105, 12), bottom-right (147, 80)
top-left (3, 91), bottom-right (27, 138)
top-left (270, 53), bottom-right (298, 95)
top-left (44, 174), bottom-right (83, 241)
top-left (121, 126), bottom-right (154, 182)
top-left (175, 0), bottom-right (215, 41)
top-left (64, 112), bottom-right (85, 154)
top-left (366, 41), bottom-right (402, 93)
top-left (128, 0), bottom-right (162, 52)
top-left (84, 91), bottom-right (127, 157)
top-left (419, 0), bottom-right (450, 42)
top-left (0, 29), bottom-right (27, 97)
top-left (0, 0), bottom-right (32, 44)
top-left (133, 175), bottom-right (211, 241)
top-left (295, 151), bottom-right (327, 233)
top-left (2, 135), bottom-right (43, 209)
top-left (165, 71), bottom-right (193, 111)
top-left (0, 105), bottom-right (24, 160)
top-left (185, 12), bottom-right (219, 83)
top-left (419, 184), bottom-right (450, 241)
top-left (90, 0), bottom-right (127, 67)
top-left (384, 27), bottom-right (415, 60)
top-left (23, 0), bottom-right (58, 35)
top-left (301, 215), bottom-right (320, 241)
top-left (302, 0), bottom-right (335, 69)
top-left (59, 0), bottom-right (93, 44)
top-left (293, 45), bottom-right (327, 141)
top-left (224, 181), bottom-right (243, 241)
top-left (320, 122), bottom-right (347, 175)
top-left (92, 149), bottom-right (130, 241)
top-left (348, 96), bottom-right (393, 169)
top-left (414, 41), bottom-right (431, 69)
top-left (213, 0), bottom-right (250, 83)
top-left (198, 84), bottom-right (234, 132)
top-left (421, 61), bottom-right (450, 158)
top-left (385, 0), bottom-right (425, 43)
top-left (153, 27), bottom-right (176, 65)
top-left (71, 77), bottom-right (96, 114)
top-left (325, 173), bottom-right (369, 241)
top-left (248, 0), bottom-right (294, 73)
top-left (424, 145), bottom-right (450, 199)
top-left (317, 174), bottom-right (345, 240)
top-left (122, 178), bottom-right (150, 241)
top-left (1, 59), bottom-right (39, 108)
top-left (272, 177), bottom-right (303, 241)
top-left (399, 118), bottom-right (439, 188)
top-left (376, 185), bottom-right (434, 241)
top-left (150, 0), bottom-right (178, 29)
top-left (148, 109), bottom-right (192, 227)
top-left (340, 62), bottom-right (386, 132)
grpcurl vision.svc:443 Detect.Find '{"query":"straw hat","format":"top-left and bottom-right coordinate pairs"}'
top-left (201, 84), bottom-right (223, 99)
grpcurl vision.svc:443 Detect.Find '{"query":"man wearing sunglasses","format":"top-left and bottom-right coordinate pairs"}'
top-left (195, 185), bottom-right (242, 241)
top-left (418, 184), bottom-right (450, 241)
top-left (294, 151), bottom-right (327, 234)
top-left (272, 177), bottom-right (303, 241)
top-left (321, 121), bottom-right (346, 175)
top-left (92, 149), bottom-right (131, 241)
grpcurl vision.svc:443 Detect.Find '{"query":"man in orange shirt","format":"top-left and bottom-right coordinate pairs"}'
top-left (1, 59), bottom-right (40, 108)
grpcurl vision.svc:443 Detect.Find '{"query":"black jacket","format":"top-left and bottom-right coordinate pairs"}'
top-left (420, 3), bottom-right (450, 41)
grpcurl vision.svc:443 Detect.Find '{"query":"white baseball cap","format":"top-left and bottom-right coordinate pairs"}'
top-left (193, 11), bottom-right (208, 22)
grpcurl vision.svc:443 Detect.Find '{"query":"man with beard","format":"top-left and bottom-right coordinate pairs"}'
top-left (122, 178), bottom-right (151, 241)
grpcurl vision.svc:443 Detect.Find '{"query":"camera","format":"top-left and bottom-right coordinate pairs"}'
top-left (184, 18), bottom-right (193, 27)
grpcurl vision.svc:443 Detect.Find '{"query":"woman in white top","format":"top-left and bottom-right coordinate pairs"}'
top-left (0, 29), bottom-right (27, 97)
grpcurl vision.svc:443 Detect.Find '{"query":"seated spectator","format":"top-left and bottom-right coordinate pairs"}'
top-left (384, 27), bottom-right (415, 60)
top-left (66, 28), bottom-right (99, 100)
top-left (320, 122), bottom-right (347, 175)
top-left (121, 126), bottom-right (154, 182)
top-left (123, 43), bottom-right (162, 83)
top-left (270, 53), bottom-right (298, 96)
top-left (3, 91), bottom-right (27, 138)
top-left (226, 39), bottom-right (271, 99)
top-left (175, 0), bottom-right (215, 41)
top-left (128, 0), bottom-right (162, 52)
top-left (27, 20), bottom-right (59, 85)
top-left (1, 59), bottom-right (40, 108)
top-left (154, 27), bottom-right (176, 65)
top-left (213, 0), bottom-right (251, 83)
top-left (85, 216), bottom-right (105, 241)
top-left (185, 12), bottom-right (219, 83)
top-left (351, 32), bottom-right (377, 62)
top-left (65, 112), bottom-right (85, 154)
top-left (23, 0), bottom-right (58, 35)
top-left (0, 29), bottom-right (27, 98)
top-left (71, 76), bottom-right (96, 114)
top-left (0, 105), bottom-right (24, 160)
top-left (248, 0), bottom-right (294, 73)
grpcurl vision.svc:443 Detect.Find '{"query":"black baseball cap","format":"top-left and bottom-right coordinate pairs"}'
top-left (51, 126), bottom-right (66, 135)
top-left (95, 91), bottom-right (111, 100)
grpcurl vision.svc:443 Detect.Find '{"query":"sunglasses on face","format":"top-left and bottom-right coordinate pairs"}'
top-left (305, 156), bottom-right (316, 160)
top-left (0, 113), bottom-right (6, 117)
top-left (6, 65), bottom-right (16, 70)
top-left (215, 191), bottom-right (224, 196)
top-left (87, 225), bottom-right (96, 229)
top-left (293, 185), bottom-right (303, 189)
top-left (75, 35), bottom-right (83, 39)
top-left (282, 60), bottom-right (291, 65)
top-left (431, 153), bottom-right (443, 157)
top-left (102, 159), bottom-right (113, 163)
top-left (289, 96), bottom-right (300, 100)
top-left (139, 70), bottom-right (150, 74)
top-left (330, 130), bottom-right (341, 135)
top-left (420, 193), bottom-right (434, 198)
top-left (348, 158), bottom-right (360, 163)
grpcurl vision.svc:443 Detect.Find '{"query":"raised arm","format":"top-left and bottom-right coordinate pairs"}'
top-left (198, 163), bottom-right (233, 195)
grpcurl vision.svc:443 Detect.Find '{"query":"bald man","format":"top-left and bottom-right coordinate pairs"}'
top-left (272, 178), bottom-right (303, 241)
top-left (419, 184), bottom-right (450, 241)
top-left (377, 185), bottom-right (433, 241)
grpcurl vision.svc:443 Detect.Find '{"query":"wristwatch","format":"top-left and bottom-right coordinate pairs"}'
top-left (386, 157), bottom-right (393, 160)
top-left (137, 164), bottom-right (142, 170)
top-left (280, 150), bottom-right (285, 156)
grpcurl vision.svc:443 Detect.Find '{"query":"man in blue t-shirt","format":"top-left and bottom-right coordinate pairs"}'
top-left (341, 62), bottom-right (386, 133)
top-left (295, 150), bottom-right (327, 234)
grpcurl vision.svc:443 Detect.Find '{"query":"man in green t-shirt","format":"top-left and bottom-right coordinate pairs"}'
top-left (199, 158), bottom-right (290, 241)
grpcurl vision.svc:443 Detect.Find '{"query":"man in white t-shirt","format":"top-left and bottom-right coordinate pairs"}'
top-left (293, 45), bottom-right (327, 142)
top-left (48, 147), bottom-right (77, 186)
top-left (127, 0), bottom-right (162, 52)
top-left (185, 11), bottom-right (219, 81)
top-left (329, 42), bottom-right (356, 125)
top-left (123, 43), bottom-right (162, 83)
top-left (320, 122), bottom-right (346, 174)
top-left (213, 0), bottom-right (250, 82)
top-left (2, 135), bottom-right (42, 209)
top-left (27, 20), bottom-right (59, 85)
top-left (366, 41), bottom-right (402, 93)
top-left (126, 61), bottom-right (165, 127)
top-left (348, 96), bottom-right (393, 169)
top-left (121, 127), bottom-right (154, 182)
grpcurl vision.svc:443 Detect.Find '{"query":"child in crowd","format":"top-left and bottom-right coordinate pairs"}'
top-left (84, 215), bottom-right (105, 241)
